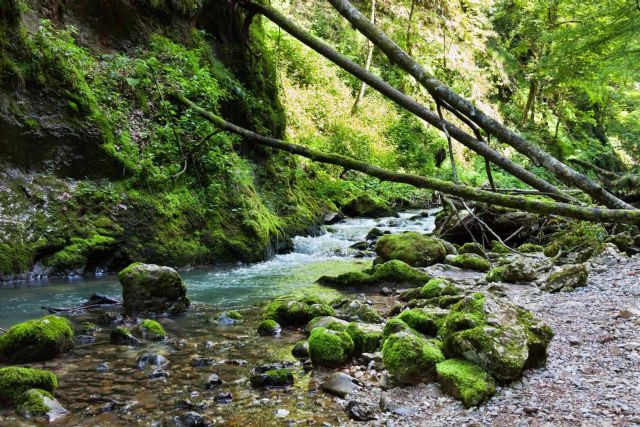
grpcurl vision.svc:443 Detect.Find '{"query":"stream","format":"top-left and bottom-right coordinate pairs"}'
top-left (0, 209), bottom-right (437, 426)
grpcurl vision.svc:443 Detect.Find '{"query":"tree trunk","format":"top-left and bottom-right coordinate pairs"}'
top-left (325, 0), bottom-right (635, 210)
top-left (237, 1), bottom-right (571, 202)
top-left (522, 79), bottom-right (537, 125)
top-left (351, 0), bottom-right (376, 114)
top-left (406, 0), bottom-right (416, 57)
top-left (174, 93), bottom-right (640, 225)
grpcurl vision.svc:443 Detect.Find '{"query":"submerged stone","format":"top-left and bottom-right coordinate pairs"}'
top-left (291, 340), bottom-right (310, 359)
top-left (0, 315), bottom-right (73, 363)
top-left (110, 327), bottom-right (141, 345)
top-left (118, 263), bottom-right (190, 315)
top-left (375, 232), bottom-right (447, 267)
top-left (436, 359), bottom-right (496, 408)
top-left (382, 331), bottom-right (444, 385)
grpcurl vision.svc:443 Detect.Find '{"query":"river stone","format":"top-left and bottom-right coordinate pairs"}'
top-left (321, 372), bottom-right (360, 397)
top-left (250, 368), bottom-right (294, 388)
top-left (137, 353), bottom-right (169, 369)
top-left (487, 258), bottom-right (538, 283)
top-left (174, 411), bottom-right (211, 427)
top-left (0, 367), bottom-right (58, 403)
top-left (0, 315), bottom-right (73, 363)
top-left (16, 389), bottom-right (68, 422)
top-left (292, 340), bottom-right (310, 359)
top-left (345, 400), bottom-right (377, 421)
top-left (309, 327), bottom-right (354, 367)
top-left (118, 263), bottom-right (190, 315)
top-left (375, 232), bottom-right (447, 267)
top-left (206, 374), bottom-right (223, 389)
top-left (436, 358), bottom-right (496, 408)
top-left (339, 300), bottom-right (384, 323)
top-left (305, 316), bottom-right (349, 334)
top-left (542, 263), bottom-right (588, 292)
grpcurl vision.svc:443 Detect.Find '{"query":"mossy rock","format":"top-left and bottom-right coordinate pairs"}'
top-left (543, 264), bottom-right (588, 292)
top-left (436, 359), bottom-right (496, 408)
top-left (382, 331), bottom-right (445, 385)
top-left (0, 315), bottom-right (73, 363)
top-left (490, 240), bottom-right (511, 254)
top-left (448, 254), bottom-right (491, 272)
top-left (318, 260), bottom-right (430, 288)
top-left (305, 316), bottom-right (349, 335)
top-left (416, 294), bottom-right (465, 309)
top-left (544, 241), bottom-right (561, 258)
top-left (382, 318), bottom-right (414, 339)
top-left (342, 194), bottom-right (396, 218)
top-left (0, 367), bottom-right (58, 403)
top-left (440, 293), bottom-right (553, 381)
top-left (340, 300), bottom-right (384, 323)
top-left (139, 319), bottom-right (166, 340)
top-left (345, 322), bottom-right (383, 355)
top-left (110, 327), bottom-right (140, 345)
top-left (257, 319), bottom-right (281, 336)
top-left (308, 304), bottom-right (335, 318)
top-left (250, 368), bottom-right (294, 388)
top-left (486, 258), bottom-right (537, 283)
top-left (308, 327), bottom-right (354, 367)
top-left (517, 243), bottom-right (544, 253)
top-left (15, 388), bottom-right (66, 419)
top-left (79, 322), bottom-right (98, 335)
top-left (605, 232), bottom-right (634, 253)
top-left (420, 278), bottom-right (461, 300)
top-left (118, 263), bottom-right (190, 315)
top-left (375, 232), bottom-right (447, 267)
top-left (458, 242), bottom-right (486, 258)
top-left (485, 266), bottom-right (506, 283)
top-left (263, 300), bottom-right (312, 325)
top-left (396, 307), bottom-right (449, 337)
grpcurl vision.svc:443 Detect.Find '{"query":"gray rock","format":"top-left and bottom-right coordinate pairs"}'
top-left (137, 353), bottom-right (169, 369)
top-left (321, 372), bottom-right (360, 397)
top-left (346, 400), bottom-right (377, 421)
top-left (118, 263), bottom-right (190, 315)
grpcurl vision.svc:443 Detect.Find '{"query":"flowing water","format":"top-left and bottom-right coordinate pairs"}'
top-left (0, 209), bottom-right (437, 426)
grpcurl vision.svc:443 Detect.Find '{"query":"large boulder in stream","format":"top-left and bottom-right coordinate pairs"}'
top-left (342, 194), bottom-right (396, 218)
top-left (118, 263), bottom-right (190, 315)
top-left (375, 232), bottom-right (448, 267)
top-left (0, 315), bottom-right (73, 363)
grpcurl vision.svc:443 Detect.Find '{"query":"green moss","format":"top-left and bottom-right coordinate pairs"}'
top-left (140, 319), bottom-right (166, 340)
top-left (420, 278), bottom-right (461, 299)
top-left (375, 232), bottom-right (447, 267)
top-left (45, 234), bottom-right (116, 270)
top-left (382, 332), bottom-right (445, 384)
top-left (15, 388), bottom-right (54, 416)
top-left (0, 315), bottom-right (73, 363)
top-left (490, 240), bottom-right (511, 254)
top-left (517, 243), bottom-right (544, 253)
top-left (382, 318), bottom-right (413, 339)
top-left (80, 322), bottom-right (98, 335)
top-left (0, 368), bottom-right (58, 403)
top-left (308, 304), bottom-right (335, 318)
top-left (263, 300), bottom-right (312, 325)
top-left (449, 254), bottom-right (491, 272)
top-left (263, 369), bottom-right (294, 386)
top-left (345, 322), bottom-right (383, 355)
top-left (436, 359), bottom-right (496, 408)
top-left (485, 266), bottom-right (506, 283)
top-left (396, 308), bottom-right (447, 337)
top-left (342, 194), bottom-right (395, 218)
top-left (257, 319), bottom-right (280, 336)
top-left (439, 293), bottom-right (486, 338)
top-left (318, 260), bottom-right (430, 288)
top-left (308, 327), bottom-right (354, 367)
top-left (110, 327), bottom-right (134, 343)
top-left (516, 307), bottom-right (554, 368)
top-left (458, 242), bottom-right (486, 257)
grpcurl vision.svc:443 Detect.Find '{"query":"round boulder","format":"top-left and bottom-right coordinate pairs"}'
top-left (118, 263), bottom-right (190, 315)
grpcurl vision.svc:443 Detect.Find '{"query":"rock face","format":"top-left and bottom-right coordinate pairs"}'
top-left (0, 315), bottom-right (73, 363)
top-left (375, 232), bottom-right (448, 267)
top-left (118, 263), bottom-right (190, 315)
top-left (436, 359), bottom-right (496, 408)
top-left (542, 263), bottom-right (588, 292)
top-left (441, 293), bottom-right (553, 381)
top-left (382, 331), bottom-right (445, 384)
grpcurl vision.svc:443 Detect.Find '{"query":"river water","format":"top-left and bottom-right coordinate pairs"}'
top-left (0, 209), bottom-right (437, 426)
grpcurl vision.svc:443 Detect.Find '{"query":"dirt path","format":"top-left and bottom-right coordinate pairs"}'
top-left (351, 256), bottom-right (640, 426)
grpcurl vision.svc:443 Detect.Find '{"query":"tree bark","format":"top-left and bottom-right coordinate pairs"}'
top-left (174, 93), bottom-right (640, 225)
top-left (569, 158), bottom-right (622, 181)
top-left (237, 1), bottom-right (571, 201)
top-left (351, 0), bottom-right (376, 114)
top-left (325, 0), bottom-right (635, 210)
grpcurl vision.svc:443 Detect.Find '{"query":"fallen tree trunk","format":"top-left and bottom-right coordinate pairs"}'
top-left (569, 158), bottom-right (622, 181)
top-left (237, 0), bottom-right (571, 202)
top-left (174, 93), bottom-right (640, 225)
top-left (325, 0), bottom-right (635, 211)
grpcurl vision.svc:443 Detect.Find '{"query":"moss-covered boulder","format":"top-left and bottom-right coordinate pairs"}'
top-left (0, 315), bottom-right (73, 363)
top-left (0, 367), bottom-right (58, 403)
top-left (544, 241), bottom-right (561, 258)
top-left (339, 300), bottom-right (384, 323)
top-left (542, 263), bottom-right (588, 292)
top-left (448, 254), bottom-right (491, 272)
top-left (458, 242), bottom-right (486, 257)
top-left (420, 278), bottom-right (461, 300)
top-left (110, 327), bottom-right (141, 345)
top-left (250, 368), bottom-right (294, 388)
top-left (15, 388), bottom-right (68, 421)
top-left (305, 316), bottom-right (348, 334)
top-left (436, 359), bottom-right (496, 408)
top-left (118, 263), bottom-right (190, 315)
top-left (318, 260), bottom-right (430, 288)
top-left (257, 319), bottom-right (281, 336)
top-left (263, 300), bottom-right (312, 325)
top-left (382, 331), bottom-right (445, 384)
top-left (490, 240), bottom-right (511, 254)
top-left (308, 304), bottom-right (335, 318)
top-left (486, 258), bottom-right (537, 283)
top-left (138, 319), bottom-right (166, 340)
top-left (606, 232), bottom-right (634, 253)
top-left (345, 322), bottom-right (383, 355)
top-left (396, 307), bottom-right (449, 337)
top-left (375, 232), bottom-right (447, 267)
top-left (440, 293), bottom-right (553, 381)
top-left (517, 243), bottom-right (544, 253)
top-left (308, 327), bottom-right (354, 367)
top-left (342, 194), bottom-right (396, 218)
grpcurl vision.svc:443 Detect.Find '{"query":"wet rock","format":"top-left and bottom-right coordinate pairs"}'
top-left (16, 388), bottom-right (68, 422)
top-left (214, 311), bottom-right (243, 326)
top-left (96, 362), bottom-right (110, 372)
top-left (342, 194), bottom-right (396, 218)
top-left (543, 264), bottom-right (588, 292)
top-left (76, 335), bottom-right (96, 345)
top-left (292, 340), bottom-right (310, 359)
top-left (250, 368), bottom-right (294, 388)
top-left (0, 315), bottom-right (74, 363)
top-left (321, 372), bottom-right (360, 397)
top-left (83, 293), bottom-right (120, 306)
top-left (436, 358), bottom-right (496, 407)
top-left (308, 303), bottom-right (336, 318)
top-left (263, 300), bottom-right (312, 326)
top-left (205, 374), bottom-right (223, 389)
top-left (257, 319), bottom-right (281, 336)
top-left (350, 241), bottom-right (370, 250)
top-left (380, 287), bottom-right (392, 296)
top-left (79, 322), bottom-right (98, 335)
top-left (323, 211), bottom-right (344, 225)
top-left (345, 400), bottom-right (377, 421)
top-left (0, 367), bottom-right (58, 403)
top-left (138, 319), bottom-right (167, 340)
top-left (375, 232), bottom-right (448, 267)
top-left (191, 357), bottom-right (216, 367)
top-left (118, 263), bottom-right (190, 315)
top-left (137, 354), bottom-right (169, 369)
top-left (148, 369), bottom-right (170, 379)
top-left (110, 327), bottom-right (141, 345)
top-left (174, 411), bottom-right (211, 427)
top-left (213, 392), bottom-right (232, 404)
top-left (366, 227), bottom-right (384, 241)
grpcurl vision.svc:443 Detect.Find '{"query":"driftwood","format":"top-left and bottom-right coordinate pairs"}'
top-left (324, 0), bottom-right (634, 210)
top-left (174, 93), bottom-right (640, 225)
top-left (42, 293), bottom-right (121, 315)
